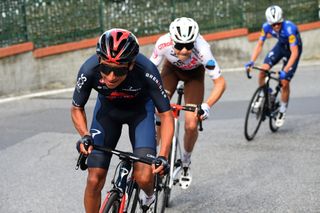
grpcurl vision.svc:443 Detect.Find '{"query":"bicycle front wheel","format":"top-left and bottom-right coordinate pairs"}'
top-left (155, 174), bottom-right (170, 213)
top-left (244, 86), bottom-right (266, 141)
top-left (100, 192), bottom-right (121, 213)
top-left (126, 181), bottom-right (140, 213)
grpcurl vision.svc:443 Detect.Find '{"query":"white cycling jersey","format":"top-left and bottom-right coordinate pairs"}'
top-left (150, 33), bottom-right (221, 79)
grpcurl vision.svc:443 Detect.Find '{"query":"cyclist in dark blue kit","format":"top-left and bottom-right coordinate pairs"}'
top-left (245, 5), bottom-right (303, 127)
top-left (71, 28), bottom-right (174, 213)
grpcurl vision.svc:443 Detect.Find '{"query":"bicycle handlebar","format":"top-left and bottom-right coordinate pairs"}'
top-left (94, 145), bottom-right (157, 165)
top-left (246, 66), bottom-right (279, 80)
top-left (171, 104), bottom-right (204, 131)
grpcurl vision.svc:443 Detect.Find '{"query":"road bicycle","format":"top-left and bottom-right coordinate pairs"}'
top-left (76, 144), bottom-right (163, 213)
top-left (244, 66), bottom-right (282, 141)
top-left (157, 82), bottom-right (204, 212)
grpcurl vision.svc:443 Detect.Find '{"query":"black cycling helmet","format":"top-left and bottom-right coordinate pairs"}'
top-left (96, 28), bottom-right (139, 64)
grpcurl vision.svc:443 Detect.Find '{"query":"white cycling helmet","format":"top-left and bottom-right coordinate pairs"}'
top-left (265, 5), bottom-right (283, 25)
top-left (169, 17), bottom-right (199, 43)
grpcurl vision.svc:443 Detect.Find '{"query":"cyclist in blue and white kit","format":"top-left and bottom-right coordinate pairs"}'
top-left (71, 29), bottom-right (174, 212)
top-left (150, 17), bottom-right (226, 188)
top-left (245, 5), bottom-right (303, 127)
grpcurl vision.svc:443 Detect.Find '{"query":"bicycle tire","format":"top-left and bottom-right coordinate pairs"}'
top-left (126, 181), bottom-right (140, 213)
top-left (244, 86), bottom-right (266, 141)
top-left (269, 100), bottom-right (280, 132)
top-left (155, 175), bottom-right (169, 213)
top-left (100, 191), bottom-right (121, 213)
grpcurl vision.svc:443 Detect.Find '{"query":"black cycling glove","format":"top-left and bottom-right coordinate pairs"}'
top-left (155, 156), bottom-right (170, 175)
top-left (76, 135), bottom-right (93, 152)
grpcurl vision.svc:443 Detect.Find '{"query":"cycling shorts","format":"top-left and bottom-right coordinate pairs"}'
top-left (263, 42), bottom-right (303, 81)
top-left (87, 97), bottom-right (157, 170)
top-left (160, 59), bottom-right (205, 104)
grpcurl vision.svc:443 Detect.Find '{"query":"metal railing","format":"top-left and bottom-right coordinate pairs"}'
top-left (0, 0), bottom-right (319, 48)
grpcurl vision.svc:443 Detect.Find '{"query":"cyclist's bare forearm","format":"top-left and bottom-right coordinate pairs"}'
top-left (71, 105), bottom-right (90, 136)
top-left (158, 110), bottom-right (174, 158)
top-left (205, 76), bottom-right (226, 107)
top-left (251, 40), bottom-right (264, 62)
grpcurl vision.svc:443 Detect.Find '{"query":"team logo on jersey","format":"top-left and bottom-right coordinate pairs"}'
top-left (91, 129), bottom-right (102, 138)
top-left (76, 73), bottom-right (87, 92)
top-left (158, 41), bottom-right (173, 50)
top-left (107, 91), bottom-right (135, 100)
top-left (289, 35), bottom-right (296, 44)
top-left (145, 73), bottom-right (167, 99)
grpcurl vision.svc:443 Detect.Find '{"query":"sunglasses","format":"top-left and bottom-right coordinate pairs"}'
top-left (99, 64), bottom-right (128, 77)
top-left (174, 42), bottom-right (194, 51)
top-left (271, 22), bottom-right (281, 27)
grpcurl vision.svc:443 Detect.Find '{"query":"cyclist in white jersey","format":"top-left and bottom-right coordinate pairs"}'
top-left (150, 17), bottom-right (226, 187)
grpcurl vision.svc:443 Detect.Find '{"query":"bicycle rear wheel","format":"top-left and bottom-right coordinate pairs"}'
top-left (244, 86), bottom-right (266, 141)
top-left (100, 191), bottom-right (121, 213)
top-left (269, 100), bottom-right (280, 132)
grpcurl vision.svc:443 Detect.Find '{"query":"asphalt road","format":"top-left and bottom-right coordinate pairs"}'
top-left (0, 64), bottom-right (319, 213)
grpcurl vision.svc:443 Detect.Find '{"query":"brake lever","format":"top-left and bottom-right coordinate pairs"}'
top-left (246, 68), bottom-right (252, 79)
top-left (197, 104), bottom-right (204, 131)
top-left (75, 142), bottom-right (89, 171)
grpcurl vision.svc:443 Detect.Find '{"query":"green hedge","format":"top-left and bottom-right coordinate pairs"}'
top-left (0, 0), bottom-right (318, 48)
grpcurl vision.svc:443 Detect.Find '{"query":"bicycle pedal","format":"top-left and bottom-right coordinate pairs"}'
top-left (179, 168), bottom-right (192, 189)
top-left (174, 159), bottom-right (182, 167)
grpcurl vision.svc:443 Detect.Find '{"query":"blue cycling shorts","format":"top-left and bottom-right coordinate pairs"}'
top-left (87, 96), bottom-right (157, 170)
top-left (263, 42), bottom-right (302, 81)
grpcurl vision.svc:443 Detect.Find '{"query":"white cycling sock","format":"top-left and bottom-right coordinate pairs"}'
top-left (279, 101), bottom-right (287, 113)
top-left (182, 151), bottom-right (192, 163)
top-left (139, 190), bottom-right (155, 206)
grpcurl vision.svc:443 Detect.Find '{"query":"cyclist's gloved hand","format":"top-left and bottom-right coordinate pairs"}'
top-left (245, 61), bottom-right (254, 70)
top-left (279, 70), bottom-right (287, 80)
top-left (154, 156), bottom-right (170, 176)
top-left (200, 103), bottom-right (210, 120)
top-left (76, 135), bottom-right (93, 155)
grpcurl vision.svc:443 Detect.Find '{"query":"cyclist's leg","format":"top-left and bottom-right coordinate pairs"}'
top-left (129, 100), bottom-right (157, 201)
top-left (85, 97), bottom-right (122, 213)
top-left (156, 60), bottom-right (180, 146)
top-left (276, 45), bottom-right (302, 126)
top-left (258, 42), bottom-right (285, 103)
top-left (280, 44), bottom-right (302, 104)
top-left (178, 66), bottom-right (205, 157)
top-left (160, 59), bottom-right (180, 99)
top-left (261, 42), bottom-right (284, 84)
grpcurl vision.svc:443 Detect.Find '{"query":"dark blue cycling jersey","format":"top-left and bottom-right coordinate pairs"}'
top-left (260, 20), bottom-right (302, 47)
top-left (72, 53), bottom-right (171, 169)
top-left (72, 53), bottom-right (170, 113)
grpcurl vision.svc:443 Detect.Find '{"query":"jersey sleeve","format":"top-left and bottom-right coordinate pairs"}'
top-left (72, 60), bottom-right (94, 108)
top-left (286, 23), bottom-right (299, 46)
top-left (259, 23), bottom-right (269, 42)
top-left (149, 34), bottom-right (169, 67)
top-left (198, 37), bottom-right (222, 80)
top-left (143, 61), bottom-right (171, 113)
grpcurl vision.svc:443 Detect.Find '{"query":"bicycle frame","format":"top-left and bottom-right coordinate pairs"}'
top-left (168, 83), bottom-right (203, 190)
top-left (92, 145), bottom-right (158, 213)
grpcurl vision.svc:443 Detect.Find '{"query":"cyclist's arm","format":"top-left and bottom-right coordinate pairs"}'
top-left (250, 39), bottom-right (264, 63)
top-left (205, 75), bottom-right (226, 107)
top-left (283, 44), bottom-right (299, 73)
top-left (71, 106), bottom-right (90, 137)
top-left (157, 110), bottom-right (174, 158)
